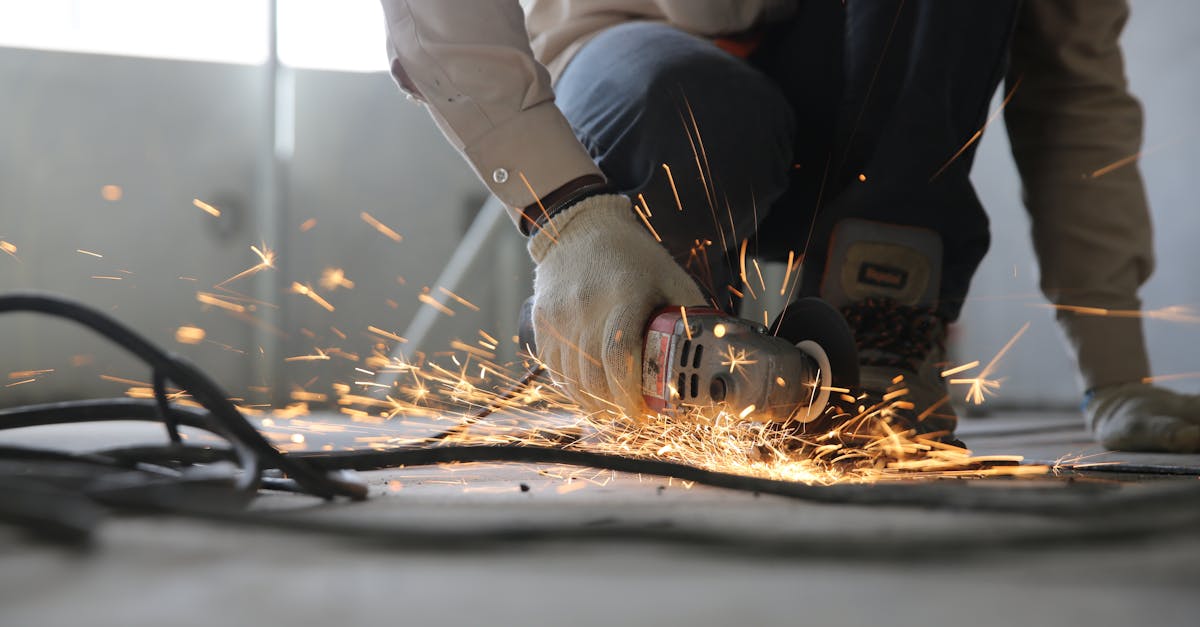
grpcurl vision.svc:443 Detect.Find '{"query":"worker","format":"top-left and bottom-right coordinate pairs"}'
top-left (380, 0), bottom-right (1199, 452)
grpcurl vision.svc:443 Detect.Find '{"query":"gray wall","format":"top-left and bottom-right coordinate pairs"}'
top-left (1, 0), bottom-right (1196, 409)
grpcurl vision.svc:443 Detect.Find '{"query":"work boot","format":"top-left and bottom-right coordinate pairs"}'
top-left (839, 297), bottom-right (958, 442)
top-left (817, 218), bottom-right (960, 445)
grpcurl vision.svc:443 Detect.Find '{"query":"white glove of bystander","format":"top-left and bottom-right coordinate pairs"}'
top-left (528, 194), bottom-right (704, 418)
top-left (1085, 382), bottom-right (1200, 453)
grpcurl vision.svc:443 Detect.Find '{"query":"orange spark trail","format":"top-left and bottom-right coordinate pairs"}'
top-left (930, 74), bottom-right (1023, 182)
top-left (633, 201), bottom-right (662, 242)
top-left (738, 239), bottom-right (757, 299)
top-left (418, 292), bottom-right (455, 317)
top-left (217, 245), bottom-right (276, 287)
top-left (662, 164), bottom-right (683, 211)
top-left (291, 282), bottom-right (335, 312)
top-left (367, 325), bottom-right (408, 343)
top-left (1087, 135), bottom-right (1189, 179)
top-left (197, 292), bottom-right (247, 313)
top-left (360, 211), bottom-right (403, 242)
top-left (285, 348), bottom-right (331, 362)
top-left (516, 171), bottom-right (559, 242)
top-left (193, 198), bottom-right (221, 217)
top-left (437, 287), bottom-right (480, 312)
top-left (940, 360), bottom-right (980, 378)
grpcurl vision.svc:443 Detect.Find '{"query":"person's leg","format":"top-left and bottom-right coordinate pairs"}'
top-left (554, 22), bottom-right (796, 310)
top-left (802, 0), bottom-right (1019, 322)
top-left (753, 1), bottom-right (1019, 438)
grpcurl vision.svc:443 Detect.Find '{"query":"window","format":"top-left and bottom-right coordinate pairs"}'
top-left (277, 0), bottom-right (388, 72)
top-left (0, 0), bottom-right (268, 64)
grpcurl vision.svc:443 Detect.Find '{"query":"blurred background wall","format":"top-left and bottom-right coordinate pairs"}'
top-left (0, 0), bottom-right (1195, 411)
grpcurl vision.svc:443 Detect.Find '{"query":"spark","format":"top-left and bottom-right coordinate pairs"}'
top-left (196, 292), bottom-right (246, 313)
top-left (418, 291), bottom-right (455, 317)
top-left (437, 287), bottom-right (480, 312)
top-left (516, 171), bottom-right (560, 242)
top-left (5, 378), bottom-right (36, 387)
top-left (748, 258), bottom-right (772, 300)
top-left (738, 238), bottom-right (756, 299)
top-left (1, 240), bottom-right (18, 259)
top-left (948, 322), bottom-right (1030, 405)
top-left (175, 325), bottom-right (206, 344)
top-left (367, 325), bottom-right (407, 343)
top-left (193, 198), bottom-right (221, 217)
top-left (216, 245), bottom-right (276, 287)
top-left (91, 275), bottom-right (122, 280)
top-left (8, 369), bottom-right (53, 379)
top-left (319, 267), bottom-right (355, 290)
top-left (291, 282), bottom-right (335, 312)
top-left (780, 250), bottom-right (795, 296)
top-left (720, 345), bottom-right (758, 374)
top-left (285, 348), bottom-right (330, 362)
top-left (100, 185), bottom-right (123, 201)
top-left (931, 74), bottom-right (1023, 182)
top-left (940, 360), bottom-right (980, 378)
top-left (360, 211), bottom-right (403, 242)
top-left (680, 306), bottom-right (692, 340)
top-left (299, 218), bottom-right (317, 232)
top-left (76, 249), bottom-right (103, 258)
top-left (633, 200), bottom-right (662, 242)
top-left (1038, 303), bottom-right (1200, 324)
top-left (662, 164), bottom-right (683, 211)
top-left (1086, 135), bottom-right (1188, 179)
top-left (1143, 372), bottom-right (1200, 384)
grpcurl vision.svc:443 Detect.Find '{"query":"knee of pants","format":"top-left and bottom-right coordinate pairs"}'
top-left (556, 22), bottom-right (795, 205)
top-left (556, 22), bottom-right (796, 291)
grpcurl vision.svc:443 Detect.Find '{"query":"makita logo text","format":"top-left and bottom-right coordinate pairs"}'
top-left (858, 263), bottom-right (908, 289)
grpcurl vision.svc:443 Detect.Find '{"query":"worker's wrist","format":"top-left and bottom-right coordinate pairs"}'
top-left (519, 174), bottom-right (611, 236)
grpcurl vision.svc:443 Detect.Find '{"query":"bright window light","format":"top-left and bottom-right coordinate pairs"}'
top-left (0, 0), bottom-right (268, 64)
top-left (277, 0), bottom-right (388, 72)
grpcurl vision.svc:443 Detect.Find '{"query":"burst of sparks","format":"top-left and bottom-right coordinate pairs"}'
top-left (720, 345), bottom-right (758, 375)
top-left (320, 267), bottom-right (356, 291)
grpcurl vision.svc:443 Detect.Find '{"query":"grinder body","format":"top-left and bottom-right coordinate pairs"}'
top-left (519, 298), bottom-right (857, 422)
top-left (642, 307), bottom-right (832, 422)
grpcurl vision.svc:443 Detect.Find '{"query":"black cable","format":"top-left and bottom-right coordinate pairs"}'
top-left (152, 371), bottom-right (183, 446)
top-left (3, 395), bottom-right (1200, 517)
top-left (4, 291), bottom-right (1200, 555)
top-left (0, 293), bottom-right (365, 500)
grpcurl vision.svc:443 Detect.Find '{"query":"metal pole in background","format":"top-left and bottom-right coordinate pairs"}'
top-left (254, 0), bottom-right (289, 405)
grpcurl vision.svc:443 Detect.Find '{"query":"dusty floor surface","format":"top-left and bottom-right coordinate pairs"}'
top-left (2, 410), bottom-right (1198, 627)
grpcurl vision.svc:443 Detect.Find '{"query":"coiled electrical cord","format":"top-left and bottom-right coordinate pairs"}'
top-left (1, 292), bottom-right (1199, 552)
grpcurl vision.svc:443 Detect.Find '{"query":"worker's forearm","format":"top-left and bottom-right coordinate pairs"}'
top-left (380, 0), bottom-right (604, 228)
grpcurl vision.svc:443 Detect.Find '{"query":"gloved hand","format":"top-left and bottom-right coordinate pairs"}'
top-left (1085, 382), bottom-right (1200, 453)
top-left (528, 194), bottom-right (704, 418)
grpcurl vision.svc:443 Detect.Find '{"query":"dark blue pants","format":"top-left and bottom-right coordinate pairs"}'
top-left (554, 0), bottom-right (1018, 320)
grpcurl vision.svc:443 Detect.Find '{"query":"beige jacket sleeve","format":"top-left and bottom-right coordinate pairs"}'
top-left (1005, 0), bottom-right (1154, 391)
top-left (380, 0), bottom-right (604, 225)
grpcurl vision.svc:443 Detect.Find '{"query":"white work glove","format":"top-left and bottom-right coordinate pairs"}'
top-left (1085, 382), bottom-right (1200, 453)
top-left (528, 194), bottom-right (705, 418)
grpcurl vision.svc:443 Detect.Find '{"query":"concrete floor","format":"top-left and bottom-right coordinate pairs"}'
top-left (2, 410), bottom-right (1199, 627)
